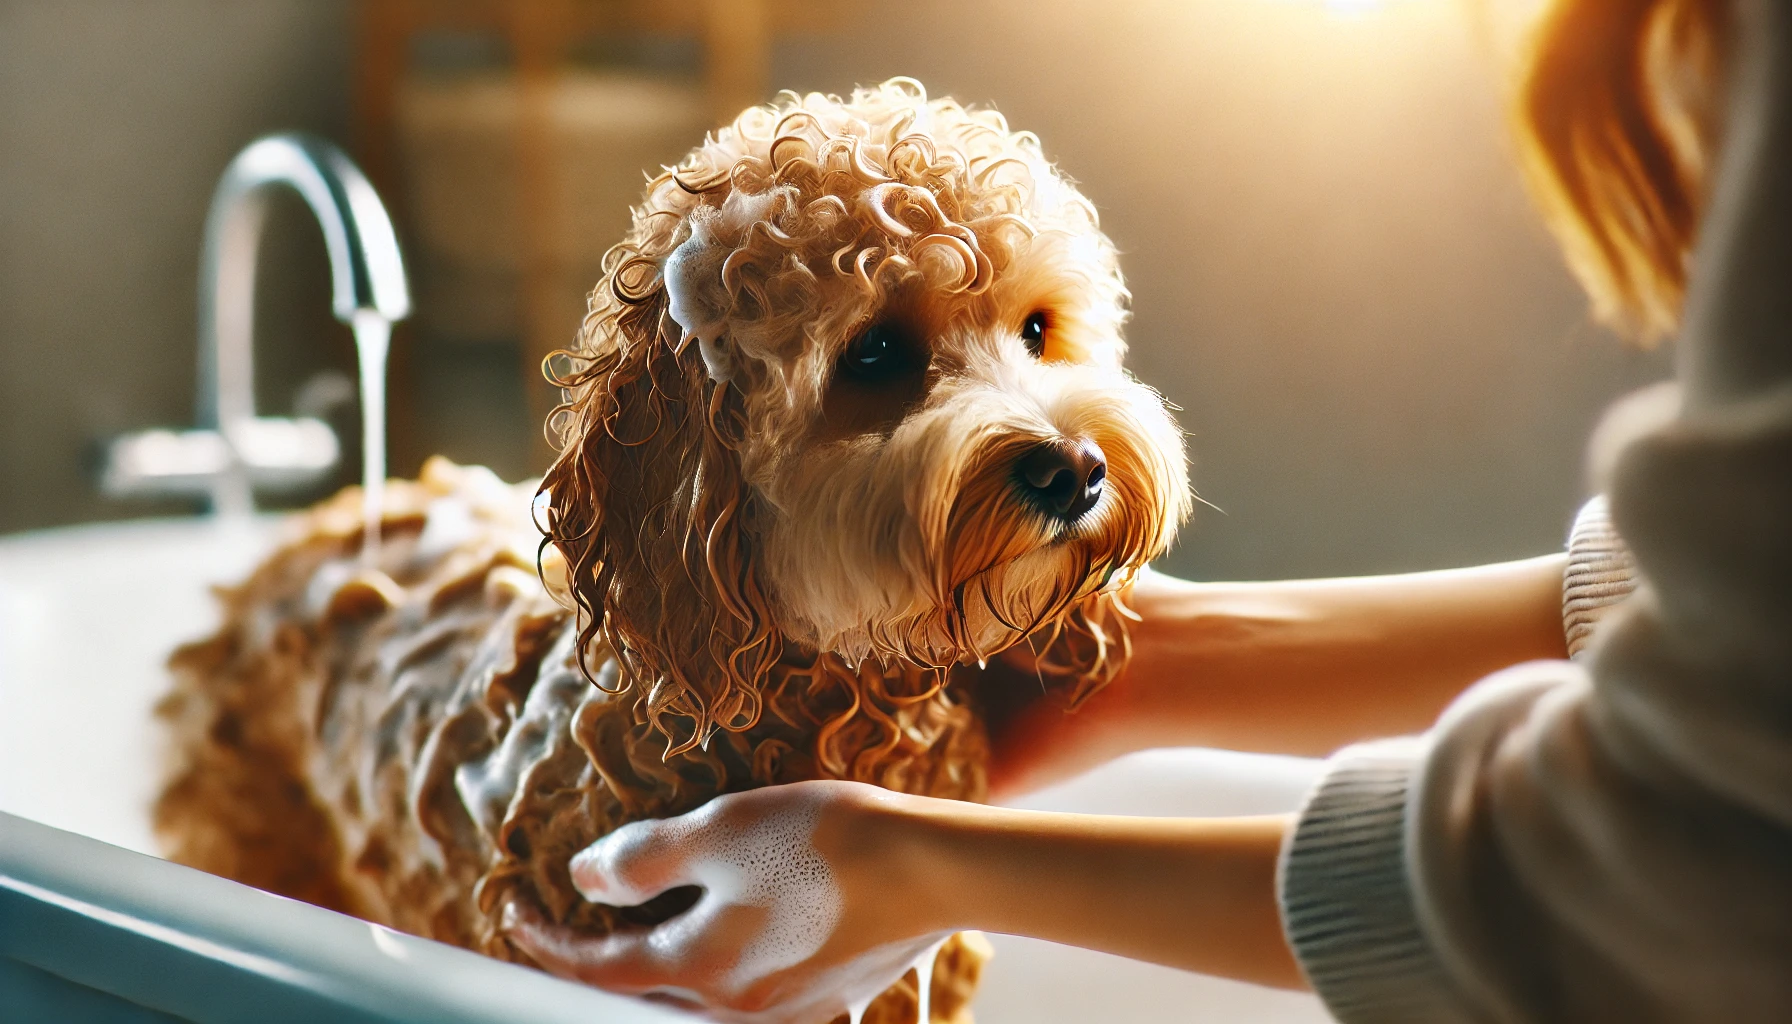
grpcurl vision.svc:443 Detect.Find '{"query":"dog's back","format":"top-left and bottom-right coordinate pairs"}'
top-left (155, 459), bottom-right (557, 945)
top-left (155, 457), bottom-right (991, 1019)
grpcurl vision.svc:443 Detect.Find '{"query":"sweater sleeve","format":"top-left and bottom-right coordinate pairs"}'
top-left (1276, 495), bottom-right (1640, 1023)
top-left (1281, 375), bottom-right (1792, 1022)
top-left (1280, 8), bottom-right (1792, 1017)
top-left (1279, 369), bottom-right (1792, 1024)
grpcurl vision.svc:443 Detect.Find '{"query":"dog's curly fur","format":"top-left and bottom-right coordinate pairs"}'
top-left (155, 79), bottom-right (1191, 1023)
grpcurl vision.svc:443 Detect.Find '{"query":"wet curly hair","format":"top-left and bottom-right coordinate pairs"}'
top-left (539, 78), bottom-right (1155, 755)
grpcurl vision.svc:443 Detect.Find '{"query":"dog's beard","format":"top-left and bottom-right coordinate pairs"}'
top-left (761, 363), bottom-right (1187, 668)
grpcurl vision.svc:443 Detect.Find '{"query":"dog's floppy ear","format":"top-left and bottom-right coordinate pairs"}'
top-left (538, 248), bottom-right (780, 755)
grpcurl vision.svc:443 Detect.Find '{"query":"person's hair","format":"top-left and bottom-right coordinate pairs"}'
top-left (1512, 0), bottom-right (1731, 340)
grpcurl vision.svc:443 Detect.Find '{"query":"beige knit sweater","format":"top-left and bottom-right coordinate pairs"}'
top-left (1276, 4), bottom-right (1792, 1019)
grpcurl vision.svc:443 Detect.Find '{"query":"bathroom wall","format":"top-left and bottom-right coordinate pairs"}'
top-left (0, 0), bottom-right (354, 532)
top-left (0, 0), bottom-right (1674, 582)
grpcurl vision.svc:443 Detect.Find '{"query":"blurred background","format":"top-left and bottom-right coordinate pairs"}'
top-left (0, 0), bottom-right (1672, 582)
top-left (0, 4), bottom-right (1685, 1020)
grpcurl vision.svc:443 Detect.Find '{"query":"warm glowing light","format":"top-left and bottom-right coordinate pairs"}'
top-left (1265, 0), bottom-right (1451, 18)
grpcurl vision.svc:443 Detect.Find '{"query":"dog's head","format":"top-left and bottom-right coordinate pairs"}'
top-left (542, 79), bottom-right (1191, 747)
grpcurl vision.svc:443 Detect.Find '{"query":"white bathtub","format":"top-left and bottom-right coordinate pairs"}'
top-left (0, 516), bottom-right (1331, 1023)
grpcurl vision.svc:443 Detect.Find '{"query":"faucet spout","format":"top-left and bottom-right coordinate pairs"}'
top-left (104, 133), bottom-right (411, 551)
top-left (197, 133), bottom-right (411, 524)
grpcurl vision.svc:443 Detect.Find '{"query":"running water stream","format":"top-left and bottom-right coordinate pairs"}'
top-left (909, 936), bottom-right (949, 1024)
top-left (352, 309), bottom-right (390, 563)
top-left (842, 936), bottom-right (952, 1024)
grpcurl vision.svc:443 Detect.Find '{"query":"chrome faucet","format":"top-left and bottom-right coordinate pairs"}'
top-left (103, 133), bottom-right (410, 544)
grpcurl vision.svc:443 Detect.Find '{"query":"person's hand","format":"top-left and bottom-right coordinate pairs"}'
top-left (504, 780), bottom-right (951, 1024)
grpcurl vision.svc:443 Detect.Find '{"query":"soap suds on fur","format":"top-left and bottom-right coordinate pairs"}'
top-left (663, 228), bottom-right (733, 381)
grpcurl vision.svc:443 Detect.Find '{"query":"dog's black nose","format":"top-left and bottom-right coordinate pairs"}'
top-left (1017, 438), bottom-right (1107, 522)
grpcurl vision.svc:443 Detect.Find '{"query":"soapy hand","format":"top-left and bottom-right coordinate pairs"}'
top-left (504, 780), bottom-right (950, 1024)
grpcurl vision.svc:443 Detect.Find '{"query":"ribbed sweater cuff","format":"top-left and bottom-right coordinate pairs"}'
top-left (1563, 495), bottom-right (1637, 659)
top-left (1278, 739), bottom-right (1469, 1023)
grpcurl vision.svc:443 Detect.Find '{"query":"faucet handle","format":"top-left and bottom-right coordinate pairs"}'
top-left (229, 417), bottom-right (342, 490)
top-left (102, 417), bottom-right (340, 499)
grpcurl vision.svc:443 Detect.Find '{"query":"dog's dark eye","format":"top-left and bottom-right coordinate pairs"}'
top-left (841, 322), bottom-right (911, 381)
top-left (1020, 311), bottom-right (1048, 357)
top-left (823, 319), bottom-right (928, 438)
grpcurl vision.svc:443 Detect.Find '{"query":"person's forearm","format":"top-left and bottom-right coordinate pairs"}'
top-left (1116, 554), bottom-right (1569, 756)
top-left (875, 796), bottom-right (1302, 989)
top-left (984, 553), bottom-right (1571, 796)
